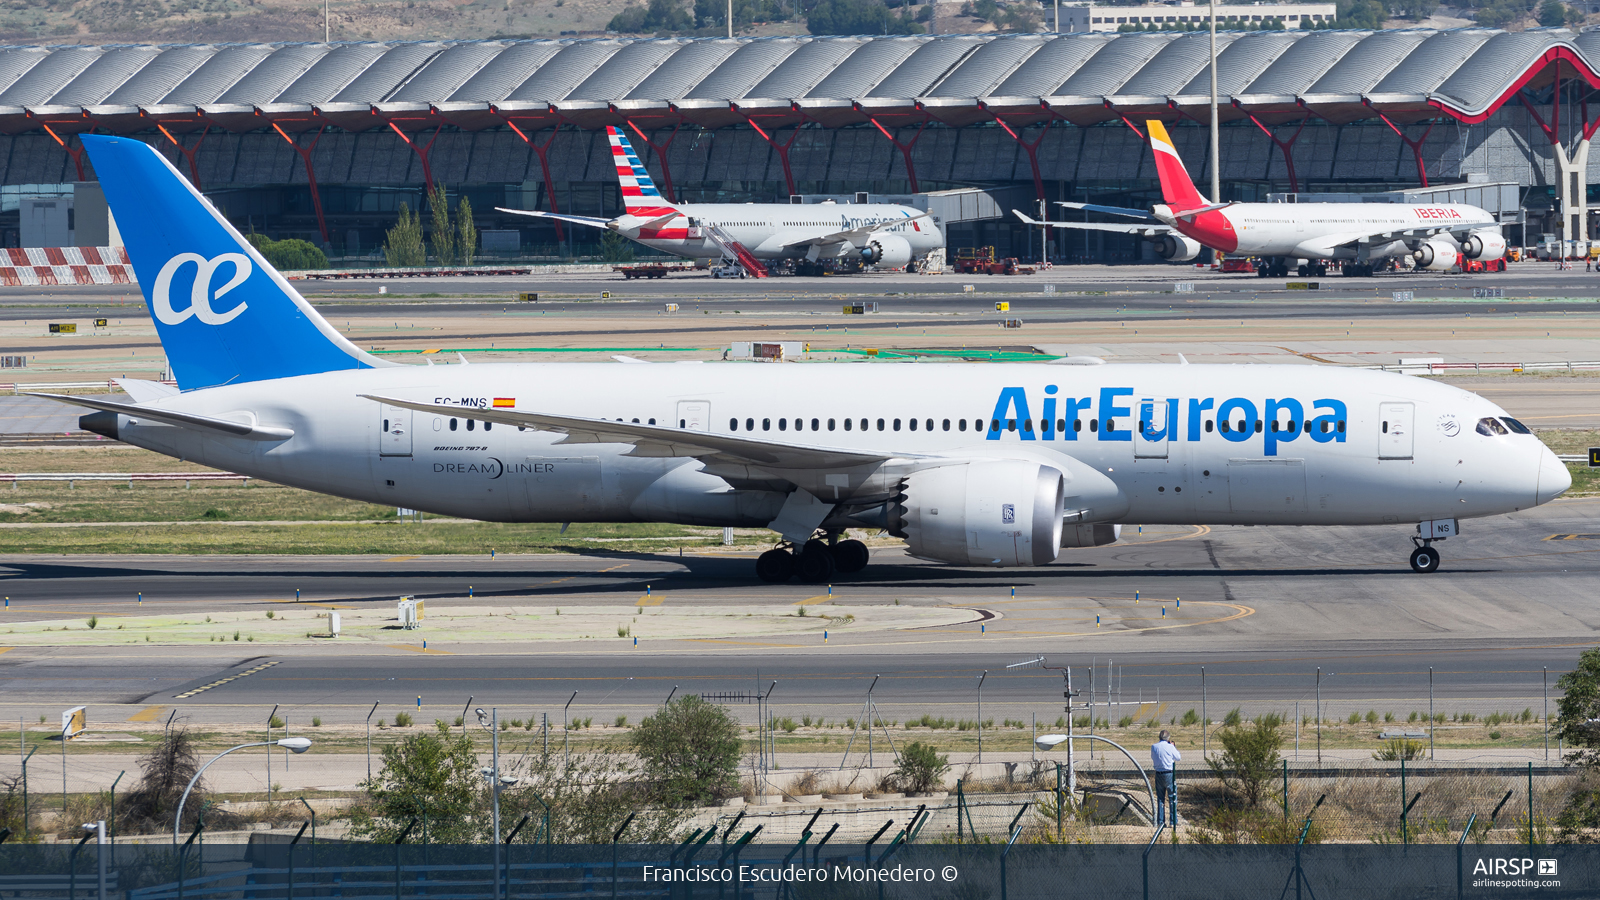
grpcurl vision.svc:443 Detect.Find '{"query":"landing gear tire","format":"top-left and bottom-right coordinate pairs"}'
top-left (795, 544), bottom-right (837, 583)
top-left (1297, 264), bottom-right (1309, 277)
top-left (756, 548), bottom-right (796, 583)
top-left (831, 539), bottom-right (870, 573)
top-left (1315, 265), bottom-right (1328, 277)
top-left (1409, 545), bottom-right (1441, 573)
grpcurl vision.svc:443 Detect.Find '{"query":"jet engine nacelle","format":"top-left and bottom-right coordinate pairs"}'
top-left (1158, 234), bottom-right (1203, 261)
top-left (860, 234), bottom-right (913, 269)
top-left (1412, 239), bottom-right (1459, 271)
top-left (891, 460), bottom-right (1065, 567)
top-left (1060, 522), bottom-right (1121, 548)
top-left (1462, 231), bottom-right (1507, 260)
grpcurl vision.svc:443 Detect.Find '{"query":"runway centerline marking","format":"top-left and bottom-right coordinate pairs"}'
top-left (173, 660), bottom-right (279, 699)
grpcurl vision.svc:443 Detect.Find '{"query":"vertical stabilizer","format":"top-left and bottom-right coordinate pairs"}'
top-left (82, 135), bottom-right (392, 391)
top-left (1146, 120), bottom-right (1208, 211)
top-left (605, 126), bottom-right (677, 217)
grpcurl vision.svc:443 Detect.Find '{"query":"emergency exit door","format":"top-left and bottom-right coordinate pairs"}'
top-left (379, 404), bottom-right (412, 457)
top-left (1378, 402), bottom-right (1414, 460)
top-left (1134, 398), bottom-right (1172, 459)
top-left (677, 401), bottom-right (710, 431)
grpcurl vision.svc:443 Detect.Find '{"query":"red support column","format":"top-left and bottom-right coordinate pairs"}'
top-left (1373, 112), bottom-right (1436, 188)
top-left (988, 111), bottom-right (1057, 201)
top-left (498, 113), bottom-right (567, 243)
top-left (156, 123), bottom-right (209, 189)
top-left (737, 110), bottom-right (803, 198)
top-left (866, 115), bottom-right (931, 194)
top-left (389, 121), bottom-right (444, 196)
top-left (38, 122), bottom-right (86, 182)
top-left (624, 119), bottom-right (683, 204)
top-left (271, 123), bottom-right (330, 244)
top-left (1243, 113), bottom-right (1309, 194)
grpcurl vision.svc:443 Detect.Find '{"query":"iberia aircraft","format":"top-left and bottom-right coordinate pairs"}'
top-left (497, 126), bottom-right (944, 274)
top-left (1017, 120), bottom-right (1507, 278)
top-left (40, 136), bottom-right (1566, 583)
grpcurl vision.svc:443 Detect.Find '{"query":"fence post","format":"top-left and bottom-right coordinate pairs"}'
top-left (1401, 757), bottom-right (1407, 846)
top-left (1056, 763), bottom-right (1064, 838)
top-left (1528, 761), bottom-right (1535, 852)
top-left (1457, 812), bottom-right (1477, 900)
top-left (1282, 759), bottom-right (1289, 819)
top-left (956, 779), bottom-right (964, 843)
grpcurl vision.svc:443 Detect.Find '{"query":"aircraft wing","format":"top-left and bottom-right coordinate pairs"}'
top-left (494, 207), bottom-right (613, 229)
top-left (360, 395), bottom-right (902, 470)
top-left (780, 218), bottom-right (907, 250)
top-left (1057, 201), bottom-right (1158, 221)
top-left (1013, 210), bottom-right (1170, 236)
top-left (25, 392), bottom-right (295, 441)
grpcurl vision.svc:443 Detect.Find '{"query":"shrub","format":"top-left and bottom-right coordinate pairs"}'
top-left (631, 695), bottom-right (742, 807)
top-left (269, 715), bottom-right (285, 729)
top-left (1207, 721), bottom-right (1283, 807)
top-left (348, 729), bottom-right (480, 842)
top-left (1118, 716), bottom-right (1134, 728)
top-left (1384, 712), bottom-right (1396, 723)
top-left (1347, 711), bottom-right (1361, 725)
top-left (1222, 707), bottom-right (1242, 727)
top-left (1181, 709), bottom-right (1200, 726)
top-left (1365, 710), bottom-right (1379, 724)
top-left (892, 741), bottom-right (950, 793)
top-left (86, 616), bottom-right (97, 630)
top-left (1408, 711), bottom-right (1419, 723)
top-left (311, 717), bottom-right (322, 727)
top-left (1373, 739), bottom-right (1425, 761)
top-left (614, 715), bottom-right (627, 728)
top-left (245, 233), bottom-right (328, 271)
top-left (119, 727), bottom-right (203, 833)
top-left (454, 716), bottom-right (465, 727)
top-left (395, 712), bottom-right (413, 727)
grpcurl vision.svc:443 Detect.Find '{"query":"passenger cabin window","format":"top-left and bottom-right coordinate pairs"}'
top-left (450, 418), bottom-right (458, 431)
top-left (466, 419), bottom-right (475, 431)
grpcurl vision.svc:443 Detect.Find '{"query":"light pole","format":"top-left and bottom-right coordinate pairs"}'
top-left (478, 708), bottom-right (517, 900)
top-left (1208, 0), bottom-right (1220, 208)
top-left (563, 691), bottom-right (577, 768)
top-left (976, 670), bottom-right (988, 764)
top-left (365, 701), bottom-right (379, 781)
top-left (175, 738), bottom-right (311, 843)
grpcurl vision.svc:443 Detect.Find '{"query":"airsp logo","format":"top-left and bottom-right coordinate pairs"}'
top-left (153, 252), bottom-right (252, 326)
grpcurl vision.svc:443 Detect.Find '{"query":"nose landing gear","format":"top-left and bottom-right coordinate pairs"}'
top-left (1409, 537), bottom-right (1442, 573)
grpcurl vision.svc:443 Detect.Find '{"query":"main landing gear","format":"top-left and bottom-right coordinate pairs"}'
top-left (1409, 536), bottom-right (1442, 573)
top-left (756, 533), bottom-right (871, 583)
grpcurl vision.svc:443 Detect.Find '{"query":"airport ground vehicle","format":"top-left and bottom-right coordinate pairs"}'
top-left (48, 135), bottom-right (1570, 582)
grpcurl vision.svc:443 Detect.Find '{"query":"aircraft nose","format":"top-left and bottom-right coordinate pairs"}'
top-left (1536, 448), bottom-right (1572, 506)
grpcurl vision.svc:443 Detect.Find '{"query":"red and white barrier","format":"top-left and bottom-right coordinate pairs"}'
top-left (0, 247), bottom-right (134, 286)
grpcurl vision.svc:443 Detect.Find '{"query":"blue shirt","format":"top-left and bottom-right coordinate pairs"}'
top-left (1151, 740), bottom-right (1181, 773)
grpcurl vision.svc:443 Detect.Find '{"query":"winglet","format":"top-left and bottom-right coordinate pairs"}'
top-left (1146, 120), bottom-right (1208, 211)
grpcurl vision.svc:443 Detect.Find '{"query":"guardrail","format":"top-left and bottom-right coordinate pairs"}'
top-left (1, 472), bottom-right (246, 487)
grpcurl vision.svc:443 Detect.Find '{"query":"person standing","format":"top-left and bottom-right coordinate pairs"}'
top-left (1151, 730), bottom-right (1181, 828)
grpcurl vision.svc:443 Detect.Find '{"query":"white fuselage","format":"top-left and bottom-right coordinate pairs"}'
top-left (619, 202), bottom-right (944, 262)
top-left (1169, 202), bottom-right (1499, 262)
top-left (102, 363), bottom-right (1564, 534)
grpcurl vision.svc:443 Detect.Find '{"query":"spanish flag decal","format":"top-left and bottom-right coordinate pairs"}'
top-left (492, 398), bottom-right (516, 408)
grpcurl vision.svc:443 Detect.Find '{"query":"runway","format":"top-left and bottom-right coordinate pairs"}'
top-left (1, 496), bottom-right (1595, 724)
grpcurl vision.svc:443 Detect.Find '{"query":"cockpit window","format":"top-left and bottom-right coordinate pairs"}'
top-left (1477, 417), bottom-right (1509, 436)
top-left (1500, 417), bottom-right (1532, 435)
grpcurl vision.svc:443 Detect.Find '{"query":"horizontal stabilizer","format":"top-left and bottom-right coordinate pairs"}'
top-left (28, 392), bottom-right (294, 441)
top-left (494, 207), bottom-right (614, 228)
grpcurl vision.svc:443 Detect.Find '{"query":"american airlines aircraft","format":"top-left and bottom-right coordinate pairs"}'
top-left (1018, 120), bottom-right (1507, 278)
top-left (497, 126), bottom-right (944, 275)
top-left (41, 136), bottom-right (1567, 583)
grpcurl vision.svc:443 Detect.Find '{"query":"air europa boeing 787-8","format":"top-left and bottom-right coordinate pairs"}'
top-left (1017, 119), bottom-right (1508, 278)
top-left (41, 135), bottom-right (1566, 582)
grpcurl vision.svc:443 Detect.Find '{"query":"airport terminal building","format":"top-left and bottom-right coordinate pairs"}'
top-left (0, 27), bottom-right (1598, 261)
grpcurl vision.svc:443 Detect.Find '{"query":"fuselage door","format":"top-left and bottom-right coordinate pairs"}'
top-left (379, 404), bottom-right (412, 457)
top-left (1134, 398), bottom-right (1171, 459)
top-left (1378, 402), bottom-right (1415, 460)
top-left (676, 400), bottom-right (710, 431)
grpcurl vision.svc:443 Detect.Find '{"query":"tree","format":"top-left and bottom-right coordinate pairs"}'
top-left (1207, 720), bottom-right (1283, 807)
top-left (457, 196), bottom-right (477, 267)
top-left (609, 0), bottom-right (693, 33)
top-left (600, 228), bottom-right (635, 263)
top-left (245, 233), bottom-right (327, 271)
top-left (1334, 0), bottom-right (1385, 28)
top-left (498, 747), bottom-right (688, 843)
top-left (348, 726), bottom-right (483, 842)
top-left (630, 695), bottom-right (742, 806)
top-left (891, 741), bottom-right (950, 793)
top-left (120, 727), bottom-right (203, 834)
top-left (1394, 0), bottom-right (1437, 19)
top-left (383, 202), bottom-right (426, 267)
top-left (1555, 647), bottom-right (1600, 767)
top-left (428, 184), bottom-right (455, 267)
top-left (1538, 0), bottom-right (1568, 26)
top-left (806, 0), bottom-right (923, 35)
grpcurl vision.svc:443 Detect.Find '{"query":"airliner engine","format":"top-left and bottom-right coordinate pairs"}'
top-left (1461, 231), bottom-right (1507, 260)
top-left (861, 234), bottom-right (913, 268)
top-left (1412, 239), bottom-right (1459, 271)
top-left (1158, 234), bottom-right (1203, 261)
top-left (891, 461), bottom-right (1066, 567)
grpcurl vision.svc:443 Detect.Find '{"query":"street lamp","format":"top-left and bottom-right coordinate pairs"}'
top-left (174, 738), bottom-right (311, 843)
top-left (1035, 733), bottom-right (1159, 838)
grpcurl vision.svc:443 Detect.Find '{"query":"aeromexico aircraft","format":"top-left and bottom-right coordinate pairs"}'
top-left (42, 136), bottom-right (1567, 582)
top-left (496, 126), bottom-right (944, 274)
top-left (1017, 120), bottom-right (1508, 278)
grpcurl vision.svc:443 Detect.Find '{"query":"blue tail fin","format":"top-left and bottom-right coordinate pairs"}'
top-left (82, 135), bottom-right (391, 391)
